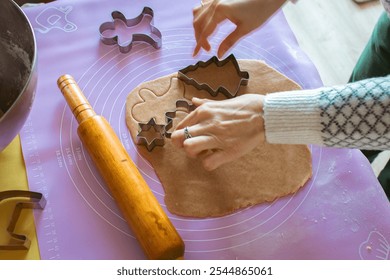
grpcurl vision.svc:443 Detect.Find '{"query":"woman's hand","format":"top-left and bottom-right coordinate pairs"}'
top-left (171, 94), bottom-right (266, 171)
top-left (193, 0), bottom-right (287, 57)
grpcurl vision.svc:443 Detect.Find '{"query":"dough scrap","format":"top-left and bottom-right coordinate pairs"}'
top-left (126, 60), bottom-right (312, 218)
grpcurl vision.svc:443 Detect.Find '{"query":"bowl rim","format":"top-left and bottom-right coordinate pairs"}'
top-left (0, 0), bottom-right (38, 123)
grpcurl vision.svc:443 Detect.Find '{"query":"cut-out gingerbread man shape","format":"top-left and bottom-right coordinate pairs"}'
top-left (132, 77), bottom-right (188, 125)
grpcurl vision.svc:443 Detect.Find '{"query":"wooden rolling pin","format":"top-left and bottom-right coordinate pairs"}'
top-left (57, 74), bottom-right (185, 260)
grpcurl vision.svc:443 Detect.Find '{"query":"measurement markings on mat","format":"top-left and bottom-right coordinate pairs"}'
top-left (21, 118), bottom-right (60, 259)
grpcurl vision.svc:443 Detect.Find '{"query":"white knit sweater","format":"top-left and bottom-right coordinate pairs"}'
top-left (264, 77), bottom-right (390, 150)
top-left (265, 1), bottom-right (390, 150)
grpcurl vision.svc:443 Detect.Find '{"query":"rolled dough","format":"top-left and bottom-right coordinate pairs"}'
top-left (126, 60), bottom-right (312, 218)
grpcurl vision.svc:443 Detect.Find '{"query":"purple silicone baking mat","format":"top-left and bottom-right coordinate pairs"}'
top-left (20, 0), bottom-right (390, 260)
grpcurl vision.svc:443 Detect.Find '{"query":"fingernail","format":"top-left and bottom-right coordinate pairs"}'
top-left (218, 46), bottom-right (227, 58)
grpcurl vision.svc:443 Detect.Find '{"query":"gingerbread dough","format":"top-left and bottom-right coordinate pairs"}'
top-left (126, 60), bottom-right (312, 218)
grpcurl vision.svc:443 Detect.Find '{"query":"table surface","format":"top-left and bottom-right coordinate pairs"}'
top-left (1, 0), bottom-right (389, 260)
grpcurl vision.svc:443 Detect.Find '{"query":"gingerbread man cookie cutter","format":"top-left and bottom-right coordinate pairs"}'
top-left (99, 7), bottom-right (162, 53)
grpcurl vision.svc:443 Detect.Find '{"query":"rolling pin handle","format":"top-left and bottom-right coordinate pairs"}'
top-left (57, 75), bottom-right (96, 124)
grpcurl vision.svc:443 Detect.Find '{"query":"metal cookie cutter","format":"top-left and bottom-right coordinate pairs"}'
top-left (135, 100), bottom-right (196, 151)
top-left (178, 54), bottom-right (249, 99)
top-left (165, 99), bottom-right (196, 138)
top-left (99, 7), bottom-right (162, 53)
top-left (136, 118), bottom-right (166, 152)
top-left (0, 190), bottom-right (46, 250)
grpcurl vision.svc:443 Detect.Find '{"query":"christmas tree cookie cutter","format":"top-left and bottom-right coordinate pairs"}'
top-left (177, 54), bottom-right (250, 99)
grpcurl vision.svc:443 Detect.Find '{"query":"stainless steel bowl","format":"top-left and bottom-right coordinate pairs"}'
top-left (0, 0), bottom-right (37, 152)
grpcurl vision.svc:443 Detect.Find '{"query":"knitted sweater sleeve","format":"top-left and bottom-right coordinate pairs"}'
top-left (263, 76), bottom-right (390, 150)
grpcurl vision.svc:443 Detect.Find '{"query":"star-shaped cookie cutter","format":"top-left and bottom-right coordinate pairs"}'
top-left (99, 7), bottom-right (162, 54)
top-left (178, 54), bottom-right (249, 99)
top-left (136, 118), bottom-right (166, 152)
top-left (165, 99), bottom-right (196, 138)
top-left (135, 100), bottom-right (197, 151)
top-left (0, 190), bottom-right (46, 250)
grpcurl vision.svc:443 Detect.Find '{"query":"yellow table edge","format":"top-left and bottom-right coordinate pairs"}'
top-left (0, 135), bottom-right (41, 260)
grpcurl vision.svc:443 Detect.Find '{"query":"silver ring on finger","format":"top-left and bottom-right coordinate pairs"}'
top-left (184, 127), bottom-right (192, 139)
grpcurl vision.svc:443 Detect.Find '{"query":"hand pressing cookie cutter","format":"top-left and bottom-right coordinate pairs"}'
top-left (135, 100), bottom-right (196, 151)
top-left (178, 54), bottom-right (249, 99)
top-left (165, 99), bottom-right (196, 138)
top-left (0, 190), bottom-right (46, 250)
top-left (99, 7), bottom-right (162, 53)
top-left (136, 117), bottom-right (166, 152)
